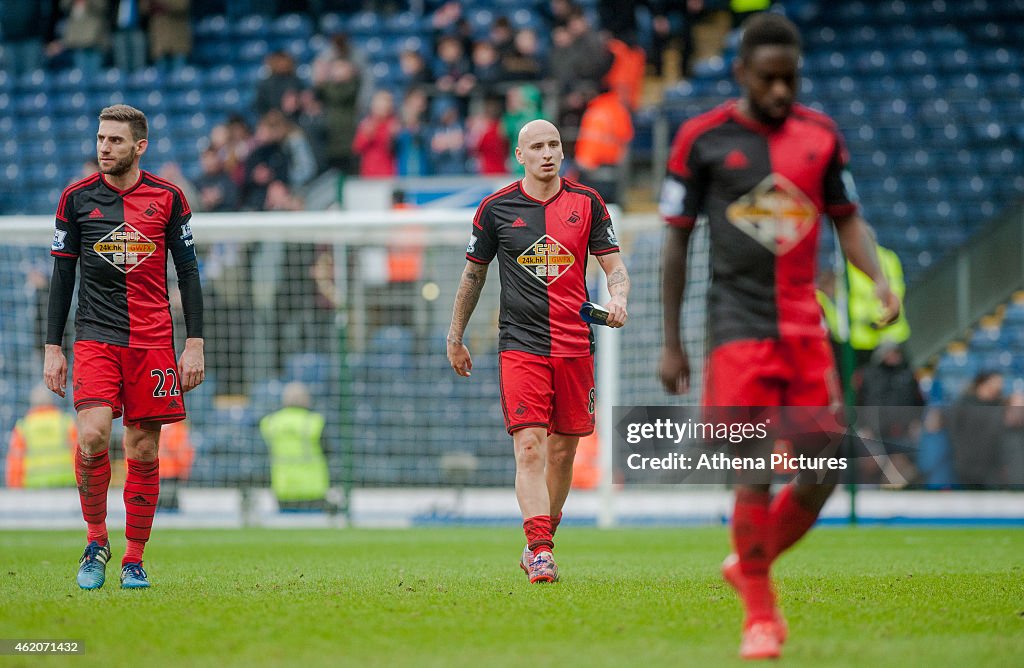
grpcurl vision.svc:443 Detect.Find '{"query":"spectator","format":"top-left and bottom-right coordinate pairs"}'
top-left (314, 32), bottom-right (372, 117)
top-left (502, 29), bottom-right (545, 82)
top-left (543, 0), bottom-right (577, 30)
top-left (1, 2), bottom-right (57, 76)
top-left (259, 382), bottom-right (335, 513)
top-left (397, 49), bottom-right (433, 91)
top-left (433, 34), bottom-right (477, 106)
top-left (197, 147), bottom-right (240, 212)
top-left (110, 0), bottom-right (147, 72)
top-left (502, 84), bottom-right (544, 175)
top-left (265, 179), bottom-right (304, 211)
top-left (53, 0), bottom-right (110, 78)
top-left (313, 45), bottom-right (361, 174)
top-left (158, 162), bottom-right (200, 213)
top-left (6, 385), bottom-right (77, 489)
top-left (467, 95), bottom-right (510, 175)
top-left (395, 87), bottom-right (432, 177)
top-left (429, 97), bottom-right (468, 176)
top-left (255, 51), bottom-right (304, 117)
top-left (353, 90), bottom-right (400, 178)
top-left (573, 83), bottom-right (634, 204)
top-left (141, 0), bottom-right (191, 73)
top-left (470, 40), bottom-right (506, 95)
top-left (946, 371), bottom-right (1007, 488)
top-left (855, 342), bottom-right (924, 486)
top-left (156, 420), bottom-right (194, 511)
top-left (282, 88), bottom-right (329, 177)
top-left (564, 7), bottom-right (614, 87)
top-left (489, 15), bottom-right (516, 58)
top-left (241, 110), bottom-right (292, 210)
top-left (213, 114), bottom-right (256, 186)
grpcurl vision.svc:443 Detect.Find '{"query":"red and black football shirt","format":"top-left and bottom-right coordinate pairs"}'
top-left (50, 171), bottom-right (196, 348)
top-left (661, 100), bottom-right (858, 347)
top-left (467, 178), bottom-right (621, 357)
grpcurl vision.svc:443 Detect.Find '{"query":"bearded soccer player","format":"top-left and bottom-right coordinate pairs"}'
top-left (447, 119), bottom-right (629, 583)
top-left (45, 104), bottom-right (205, 590)
top-left (658, 15), bottom-right (899, 659)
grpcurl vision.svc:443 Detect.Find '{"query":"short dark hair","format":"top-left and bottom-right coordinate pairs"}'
top-left (739, 13), bottom-right (801, 62)
top-left (98, 104), bottom-right (148, 141)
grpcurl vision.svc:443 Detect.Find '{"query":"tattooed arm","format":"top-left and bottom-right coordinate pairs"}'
top-left (447, 261), bottom-right (489, 377)
top-left (596, 252), bottom-right (630, 328)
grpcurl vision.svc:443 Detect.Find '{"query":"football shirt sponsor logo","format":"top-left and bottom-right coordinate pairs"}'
top-left (517, 234), bottom-right (575, 284)
top-left (92, 223), bottom-right (157, 273)
top-left (726, 173), bottom-right (817, 256)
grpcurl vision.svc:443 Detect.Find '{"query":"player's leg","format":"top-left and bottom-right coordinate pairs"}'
top-left (71, 341), bottom-right (121, 589)
top-left (706, 341), bottom-right (786, 657)
top-left (120, 421), bottom-right (161, 588)
top-left (547, 354), bottom-right (595, 537)
top-left (770, 337), bottom-right (843, 562)
top-left (117, 346), bottom-right (186, 588)
top-left (500, 351), bottom-right (560, 582)
top-left (74, 406), bottom-right (115, 589)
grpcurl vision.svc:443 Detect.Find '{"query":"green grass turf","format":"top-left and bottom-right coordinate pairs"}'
top-left (1, 527), bottom-right (1022, 667)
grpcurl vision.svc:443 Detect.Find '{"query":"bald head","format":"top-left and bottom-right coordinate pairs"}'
top-left (515, 119), bottom-right (563, 186)
top-left (517, 119), bottom-right (559, 149)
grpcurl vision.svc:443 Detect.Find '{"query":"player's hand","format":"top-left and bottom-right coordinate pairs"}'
top-left (874, 283), bottom-right (901, 327)
top-left (43, 344), bottom-right (67, 398)
top-left (603, 296), bottom-right (628, 328)
top-left (178, 338), bottom-right (205, 392)
top-left (447, 339), bottom-right (473, 377)
top-left (659, 344), bottom-right (690, 395)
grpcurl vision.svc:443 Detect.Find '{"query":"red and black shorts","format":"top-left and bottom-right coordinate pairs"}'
top-left (703, 337), bottom-right (841, 408)
top-left (498, 351), bottom-right (595, 435)
top-left (73, 340), bottom-right (187, 427)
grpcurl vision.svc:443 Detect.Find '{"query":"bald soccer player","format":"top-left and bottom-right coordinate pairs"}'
top-left (447, 120), bottom-right (630, 583)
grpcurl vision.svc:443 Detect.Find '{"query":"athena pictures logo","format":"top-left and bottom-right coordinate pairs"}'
top-left (92, 223), bottom-right (157, 273)
top-left (726, 173), bottom-right (817, 255)
top-left (516, 234), bottom-right (575, 285)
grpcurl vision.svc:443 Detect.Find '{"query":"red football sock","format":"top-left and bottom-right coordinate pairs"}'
top-left (75, 448), bottom-right (111, 545)
top-left (123, 458), bottom-right (160, 566)
top-left (732, 489), bottom-right (774, 624)
top-left (769, 483), bottom-right (820, 561)
top-left (550, 511), bottom-right (563, 536)
top-left (524, 514), bottom-right (554, 553)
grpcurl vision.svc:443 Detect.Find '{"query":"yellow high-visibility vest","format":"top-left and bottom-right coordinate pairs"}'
top-left (259, 407), bottom-right (328, 502)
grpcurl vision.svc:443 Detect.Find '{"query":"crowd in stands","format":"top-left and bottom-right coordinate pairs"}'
top-left (1, 1), bottom-right (772, 209)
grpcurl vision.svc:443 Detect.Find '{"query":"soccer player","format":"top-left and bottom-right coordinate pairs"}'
top-left (447, 119), bottom-right (629, 583)
top-left (658, 14), bottom-right (899, 659)
top-left (44, 104), bottom-right (205, 590)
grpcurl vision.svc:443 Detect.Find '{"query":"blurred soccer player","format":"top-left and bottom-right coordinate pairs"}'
top-left (45, 104), bottom-right (205, 590)
top-left (447, 119), bottom-right (630, 583)
top-left (658, 14), bottom-right (899, 659)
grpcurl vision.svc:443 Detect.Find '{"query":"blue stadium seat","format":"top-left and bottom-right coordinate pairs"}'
top-left (271, 13), bottom-right (313, 39)
top-left (232, 14), bottom-right (267, 39)
top-left (346, 11), bottom-right (381, 35)
top-left (383, 11), bottom-right (420, 35)
top-left (194, 14), bottom-right (228, 40)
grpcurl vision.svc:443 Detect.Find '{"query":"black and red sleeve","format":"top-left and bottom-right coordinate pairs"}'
top-left (660, 121), bottom-right (709, 229)
top-left (823, 129), bottom-right (859, 219)
top-left (166, 190), bottom-right (204, 339)
top-left (47, 188), bottom-right (80, 345)
top-left (587, 191), bottom-right (620, 256)
top-left (466, 199), bottom-right (498, 265)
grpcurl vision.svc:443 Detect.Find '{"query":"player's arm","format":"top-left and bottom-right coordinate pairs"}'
top-left (833, 215), bottom-right (900, 327)
top-left (44, 256), bottom-right (77, 398)
top-left (167, 204), bottom-right (205, 392)
top-left (595, 252), bottom-right (629, 328)
top-left (447, 260), bottom-right (489, 377)
top-left (661, 225), bottom-right (693, 394)
top-left (45, 190), bottom-right (81, 399)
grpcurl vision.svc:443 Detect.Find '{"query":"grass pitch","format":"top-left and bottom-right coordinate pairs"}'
top-left (1, 527), bottom-right (1022, 667)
